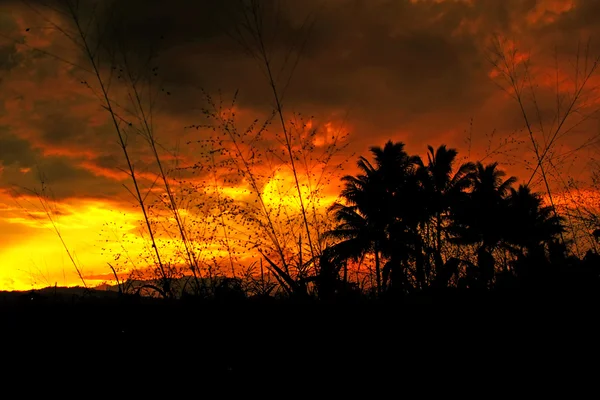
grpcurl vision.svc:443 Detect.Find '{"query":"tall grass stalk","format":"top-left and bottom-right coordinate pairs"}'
top-left (227, 1), bottom-right (321, 284)
top-left (488, 35), bottom-right (600, 250)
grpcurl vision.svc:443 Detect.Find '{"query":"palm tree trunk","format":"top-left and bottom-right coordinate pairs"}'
top-left (436, 213), bottom-right (442, 255)
top-left (478, 245), bottom-right (495, 287)
top-left (374, 245), bottom-right (382, 296)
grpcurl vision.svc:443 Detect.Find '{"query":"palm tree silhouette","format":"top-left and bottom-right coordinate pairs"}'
top-left (502, 185), bottom-right (565, 286)
top-left (504, 185), bottom-right (565, 255)
top-left (418, 145), bottom-right (475, 277)
top-left (327, 141), bottom-right (419, 295)
top-left (450, 162), bottom-right (516, 287)
top-left (327, 145), bottom-right (566, 295)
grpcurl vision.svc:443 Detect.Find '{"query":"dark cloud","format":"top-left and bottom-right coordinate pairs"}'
top-left (35, 108), bottom-right (94, 146)
top-left (12, 0), bottom-right (491, 117)
top-left (1, 0), bottom-right (598, 191)
top-left (155, 0), bottom-right (495, 118)
top-left (0, 155), bottom-right (125, 201)
top-left (0, 127), bottom-right (123, 201)
top-left (1, 1), bottom-right (560, 125)
top-left (0, 42), bottom-right (19, 72)
top-left (0, 128), bottom-right (37, 167)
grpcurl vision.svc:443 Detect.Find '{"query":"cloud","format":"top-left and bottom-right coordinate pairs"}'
top-left (0, 127), bottom-right (37, 167)
top-left (0, 127), bottom-right (125, 202)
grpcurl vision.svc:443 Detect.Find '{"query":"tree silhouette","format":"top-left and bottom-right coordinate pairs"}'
top-left (327, 158), bottom-right (386, 295)
top-left (504, 185), bottom-right (565, 256)
top-left (451, 162), bottom-right (515, 241)
top-left (327, 141), bottom-right (419, 295)
top-left (503, 185), bottom-right (565, 286)
top-left (326, 143), bottom-right (574, 296)
top-left (418, 145), bottom-right (475, 277)
top-left (449, 162), bottom-right (516, 287)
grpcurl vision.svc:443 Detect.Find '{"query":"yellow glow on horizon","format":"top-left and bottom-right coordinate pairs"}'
top-left (0, 196), bottom-right (145, 290)
top-left (0, 164), bottom-right (338, 291)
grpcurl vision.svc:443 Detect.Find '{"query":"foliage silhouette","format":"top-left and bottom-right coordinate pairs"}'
top-left (325, 141), bottom-right (578, 298)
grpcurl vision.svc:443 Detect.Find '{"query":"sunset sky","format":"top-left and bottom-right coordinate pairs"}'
top-left (1, 0), bottom-right (600, 290)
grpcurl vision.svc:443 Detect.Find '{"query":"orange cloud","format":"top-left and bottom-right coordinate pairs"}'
top-left (527, 0), bottom-right (575, 25)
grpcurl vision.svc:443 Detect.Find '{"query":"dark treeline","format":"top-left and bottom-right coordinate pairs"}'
top-left (292, 140), bottom-right (600, 302)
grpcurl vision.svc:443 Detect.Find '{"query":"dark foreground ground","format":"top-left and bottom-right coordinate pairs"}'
top-left (1, 287), bottom-right (599, 393)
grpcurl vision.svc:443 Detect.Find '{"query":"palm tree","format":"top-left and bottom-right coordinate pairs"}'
top-left (450, 162), bottom-right (517, 286)
top-left (504, 185), bottom-right (565, 255)
top-left (418, 145), bottom-right (475, 275)
top-left (326, 141), bottom-right (419, 295)
top-left (452, 162), bottom-right (516, 246)
top-left (497, 185), bottom-right (565, 288)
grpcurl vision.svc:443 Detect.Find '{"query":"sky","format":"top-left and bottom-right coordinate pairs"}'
top-left (1, 0), bottom-right (600, 290)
